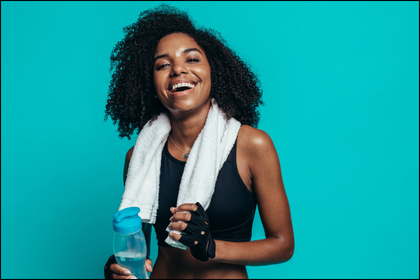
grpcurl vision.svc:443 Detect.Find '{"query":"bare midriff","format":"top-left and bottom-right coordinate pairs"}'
top-left (150, 246), bottom-right (248, 279)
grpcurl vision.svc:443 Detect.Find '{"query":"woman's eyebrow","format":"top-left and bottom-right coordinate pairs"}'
top-left (183, 48), bottom-right (202, 55)
top-left (154, 48), bottom-right (202, 62)
top-left (154, 54), bottom-right (168, 62)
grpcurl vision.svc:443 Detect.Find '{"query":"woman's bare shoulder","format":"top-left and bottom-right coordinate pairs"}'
top-left (237, 125), bottom-right (275, 157)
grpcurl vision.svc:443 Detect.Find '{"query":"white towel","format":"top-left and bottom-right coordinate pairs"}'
top-left (119, 99), bottom-right (241, 250)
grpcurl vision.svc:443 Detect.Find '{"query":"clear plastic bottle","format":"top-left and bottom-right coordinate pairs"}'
top-left (113, 207), bottom-right (148, 279)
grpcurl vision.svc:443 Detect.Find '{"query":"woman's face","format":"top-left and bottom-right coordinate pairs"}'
top-left (153, 33), bottom-right (211, 116)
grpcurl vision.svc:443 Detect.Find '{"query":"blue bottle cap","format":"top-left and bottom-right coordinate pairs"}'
top-left (113, 207), bottom-right (142, 234)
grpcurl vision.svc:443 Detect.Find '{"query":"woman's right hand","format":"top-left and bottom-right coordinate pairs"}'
top-left (109, 259), bottom-right (153, 279)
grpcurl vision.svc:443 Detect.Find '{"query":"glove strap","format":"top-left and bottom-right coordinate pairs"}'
top-left (207, 234), bottom-right (216, 259)
top-left (104, 255), bottom-right (116, 279)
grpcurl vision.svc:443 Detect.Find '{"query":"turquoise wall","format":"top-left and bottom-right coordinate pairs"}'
top-left (1, 1), bottom-right (418, 279)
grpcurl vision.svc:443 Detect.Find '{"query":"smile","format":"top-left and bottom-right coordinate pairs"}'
top-left (167, 80), bottom-right (198, 96)
top-left (169, 82), bottom-right (196, 92)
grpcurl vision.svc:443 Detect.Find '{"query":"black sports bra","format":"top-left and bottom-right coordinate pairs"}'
top-left (153, 137), bottom-right (257, 247)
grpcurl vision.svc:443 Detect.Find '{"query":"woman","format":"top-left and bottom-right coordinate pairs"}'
top-left (104, 4), bottom-right (294, 279)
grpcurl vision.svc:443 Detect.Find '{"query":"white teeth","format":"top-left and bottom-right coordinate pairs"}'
top-left (171, 82), bottom-right (195, 91)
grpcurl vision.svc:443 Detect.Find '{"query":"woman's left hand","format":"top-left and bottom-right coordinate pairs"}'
top-left (169, 202), bottom-right (216, 261)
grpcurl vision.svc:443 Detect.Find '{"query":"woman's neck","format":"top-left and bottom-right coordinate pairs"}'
top-left (168, 102), bottom-right (211, 151)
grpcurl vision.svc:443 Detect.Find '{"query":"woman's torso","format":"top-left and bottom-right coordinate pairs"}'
top-left (151, 128), bottom-right (255, 279)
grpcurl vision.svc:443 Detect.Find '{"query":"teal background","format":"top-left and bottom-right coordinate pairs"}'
top-left (1, 1), bottom-right (418, 279)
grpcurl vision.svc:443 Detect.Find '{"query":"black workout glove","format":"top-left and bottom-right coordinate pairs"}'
top-left (104, 255), bottom-right (116, 279)
top-left (178, 202), bottom-right (216, 262)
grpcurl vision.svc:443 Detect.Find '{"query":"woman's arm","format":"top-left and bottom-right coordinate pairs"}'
top-left (170, 126), bottom-right (294, 266)
top-left (142, 223), bottom-right (152, 260)
top-left (214, 126), bottom-right (294, 265)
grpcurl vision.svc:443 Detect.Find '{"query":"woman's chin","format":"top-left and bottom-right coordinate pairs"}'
top-left (167, 97), bottom-right (211, 117)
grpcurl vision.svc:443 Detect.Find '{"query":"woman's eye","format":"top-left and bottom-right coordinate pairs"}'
top-left (157, 64), bottom-right (169, 70)
top-left (188, 59), bottom-right (199, 63)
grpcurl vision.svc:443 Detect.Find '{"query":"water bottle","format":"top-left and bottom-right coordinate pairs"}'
top-left (113, 207), bottom-right (148, 279)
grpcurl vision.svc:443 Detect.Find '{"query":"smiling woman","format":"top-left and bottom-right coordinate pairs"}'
top-left (104, 3), bottom-right (294, 279)
top-left (104, 4), bottom-right (263, 140)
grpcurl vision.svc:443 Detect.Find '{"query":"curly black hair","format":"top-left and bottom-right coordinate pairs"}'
top-left (105, 4), bottom-right (264, 139)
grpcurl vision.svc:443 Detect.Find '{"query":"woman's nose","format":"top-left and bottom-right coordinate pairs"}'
top-left (170, 60), bottom-right (188, 76)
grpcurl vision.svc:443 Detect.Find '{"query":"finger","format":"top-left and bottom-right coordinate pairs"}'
top-left (169, 221), bottom-right (187, 232)
top-left (110, 263), bottom-right (132, 276)
top-left (193, 202), bottom-right (209, 221)
top-left (169, 231), bottom-right (182, 241)
top-left (170, 207), bottom-right (176, 214)
top-left (175, 203), bottom-right (198, 212)
top-left (194, 202), bottom-right (205, 214)
top-left (170, 212), bottom-right (192, 222)
top-left (145, 258), bottom-right (153, 272)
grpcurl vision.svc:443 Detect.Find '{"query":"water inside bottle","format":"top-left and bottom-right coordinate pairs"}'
top-left (115, 251), bottom-right (148, 279)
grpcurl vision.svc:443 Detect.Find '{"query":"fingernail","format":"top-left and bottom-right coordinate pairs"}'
top-left (124, 270), bottom-right (131, 275)
top-left (169, 216), bottom-right (173, 221)
top-left (130, 276), bottom-right (137, 279)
